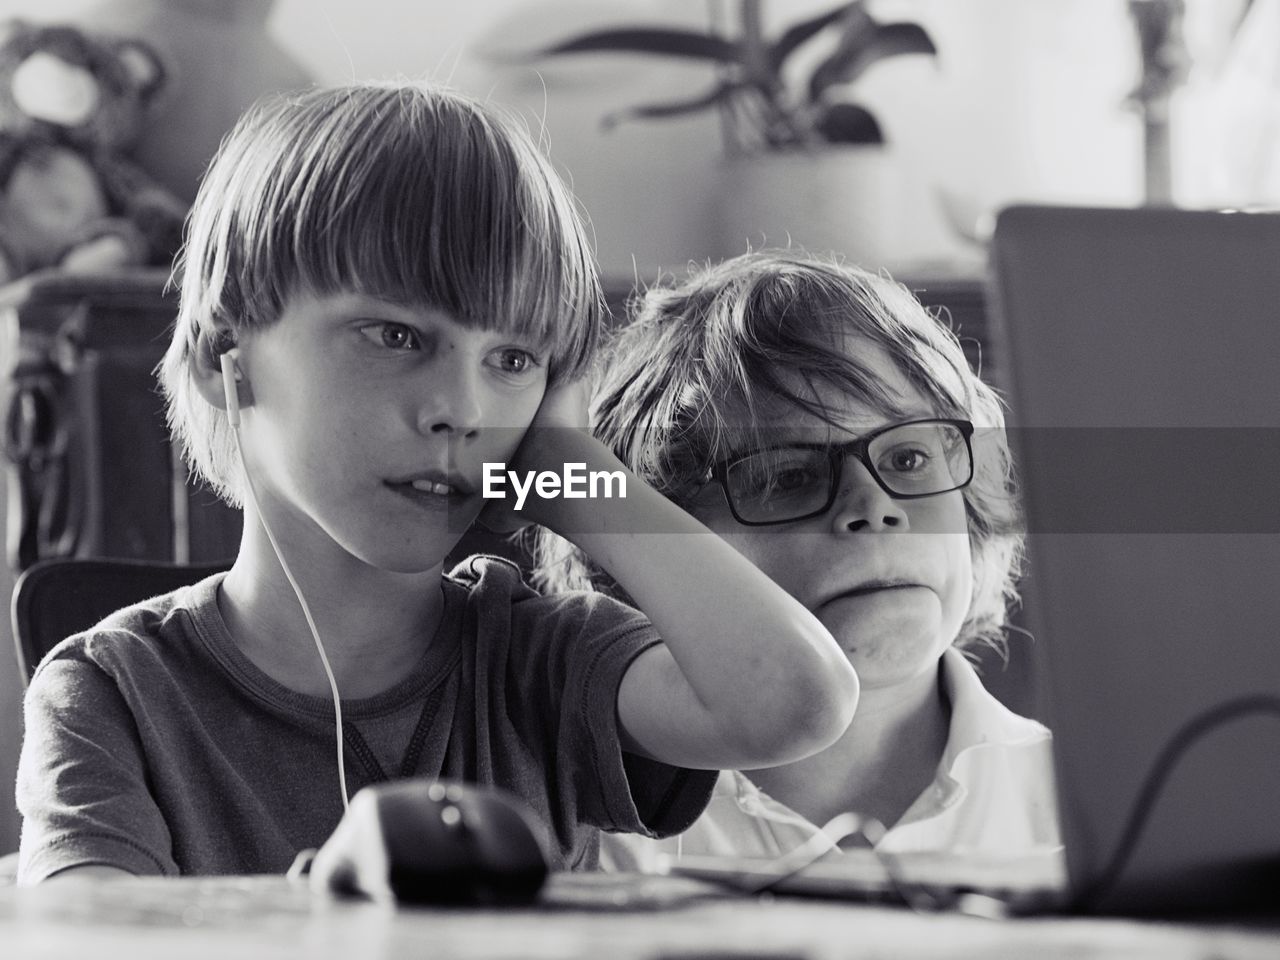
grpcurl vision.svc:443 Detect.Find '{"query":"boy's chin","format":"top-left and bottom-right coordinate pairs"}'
top-left (844, 641), bottom-right (948, 691)
top-left (824, 612), bottom-right (948, 687)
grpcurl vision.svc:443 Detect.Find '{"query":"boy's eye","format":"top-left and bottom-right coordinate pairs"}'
top-left (359, 322), bottom-right (420, 351)
top-left (894, 447), bottom-right (927, 470)
top-left (731, 451), bottom-right (825, 500)
top-left (878, 444), bottom-right (935, 476)
top-left (489, 347), bottom-right (541, 375)
top-left (773, 466), bottom-right (819, 493)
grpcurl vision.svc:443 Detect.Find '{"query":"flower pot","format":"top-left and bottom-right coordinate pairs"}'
top-left (712, 146), bottom-right (906, 269)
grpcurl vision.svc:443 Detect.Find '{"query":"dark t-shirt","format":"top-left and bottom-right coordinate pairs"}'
top-left (16, 556), bottom-right (715, 881)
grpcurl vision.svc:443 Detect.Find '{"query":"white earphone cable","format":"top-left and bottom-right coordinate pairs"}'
top-left (224, 355), bottom-right (350, 811)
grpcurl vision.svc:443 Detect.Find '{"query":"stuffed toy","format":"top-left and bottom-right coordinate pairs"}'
top-left (0, 19), bottom-right (187, 284)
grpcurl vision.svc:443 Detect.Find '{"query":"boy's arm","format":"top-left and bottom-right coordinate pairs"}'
top-left (517, 428), bottom-right (860, 771)
top-left (17, 658), bottom-right (178, 882)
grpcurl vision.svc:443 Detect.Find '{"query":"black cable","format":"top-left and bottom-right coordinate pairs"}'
top-left (857, 819), bottom-right (956, 914)
top-left (751, 695), bottom-right (1280, 914)
top-left (744, 812), bottom-right (861, 894)
top-left (1073, 694), bottom-right (1280, 912)
top-left (739, 814), bottom-right (949, 913)
top-left (685, 696), bottom-right (1280, 915)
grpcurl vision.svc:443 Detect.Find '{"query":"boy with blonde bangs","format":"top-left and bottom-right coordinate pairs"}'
top-left (535, 251), bottom-right (1061, 868)
top-left (16, 86), bottom-right (858, 891)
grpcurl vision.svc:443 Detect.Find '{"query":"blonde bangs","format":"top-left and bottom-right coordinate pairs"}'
top-left (188, 85), bottom-right (600, 379)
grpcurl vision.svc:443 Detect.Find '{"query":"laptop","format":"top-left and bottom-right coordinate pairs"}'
top-left (987, 205), bottom-right (1280, 915)
top-left (667, 206), bottom-right (1280, 917)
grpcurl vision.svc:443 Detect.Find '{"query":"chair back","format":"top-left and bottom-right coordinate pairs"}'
top-left (10, 557), bottom-right (229, 687)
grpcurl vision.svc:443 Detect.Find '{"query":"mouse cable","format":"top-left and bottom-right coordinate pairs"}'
top-left (231, 426), bottom-right (351, 812)
top-left (724, 810), bottom-right (947, 910)
top-left (1073, 694), bottom-right (1280, 912)
top-left (742, 811), bottom-right (868, 897)
top-left (747, 813), bottom-right (961, 914)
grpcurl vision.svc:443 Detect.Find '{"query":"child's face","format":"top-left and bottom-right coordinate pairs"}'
top-left (691, 340), bottom-right (973, 691)
top-left (233, 289), bottom-right (548, 572)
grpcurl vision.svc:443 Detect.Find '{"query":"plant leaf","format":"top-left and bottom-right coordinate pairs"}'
top-left (808, 21), bottom-right (936, 103)
top-left (600, 81), bottom-right (745, 130)
top-left (531, 28), bottom-right (741, 64)
top-left (799, 3), bottom-right (878, 100)
top-left (768, 1), bottom-right (862, 73)
top-left (815, 102), bottom-right (883, 144)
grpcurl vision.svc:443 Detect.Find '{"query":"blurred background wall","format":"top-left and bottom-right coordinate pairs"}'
top-left (1, 0), bottom-right (1177, 280)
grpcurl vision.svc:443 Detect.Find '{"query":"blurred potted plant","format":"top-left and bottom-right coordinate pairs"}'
top-left (524, 0), bottom-right (936, 154)
top-left (510, 0), bottom-right (938, 264)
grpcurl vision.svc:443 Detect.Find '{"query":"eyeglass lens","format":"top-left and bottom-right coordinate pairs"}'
top-left (725, 421), bottom-right (971, 523)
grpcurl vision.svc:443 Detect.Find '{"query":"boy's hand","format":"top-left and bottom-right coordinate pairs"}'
top-left (304, 781), bottom-right (549, 905)
top-left (307, 788), bottom-right (395, 902)
top-left (478, 378), bottom-right (591, 535)
top-left (528, 377), bottom-right (591, 434)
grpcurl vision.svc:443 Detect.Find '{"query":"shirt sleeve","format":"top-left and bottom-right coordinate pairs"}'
top-left (512, 585), bottom-right (718, 839)
top-left (16, 652), bottom-right (178, 882)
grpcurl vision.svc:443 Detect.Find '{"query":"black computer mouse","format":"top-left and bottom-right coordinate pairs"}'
top-left (373, 779), bottom-right (550, 906)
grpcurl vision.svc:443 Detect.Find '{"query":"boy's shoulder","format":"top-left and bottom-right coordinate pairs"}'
top-left (29, 572), bottom-right (223, 687)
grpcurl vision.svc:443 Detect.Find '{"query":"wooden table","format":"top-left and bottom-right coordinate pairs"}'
top-left (2, 873), bottom-right (1277, 960)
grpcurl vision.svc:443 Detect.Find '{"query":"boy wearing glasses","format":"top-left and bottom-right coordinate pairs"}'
top-left (535, 251), bottom-right (1061, 866)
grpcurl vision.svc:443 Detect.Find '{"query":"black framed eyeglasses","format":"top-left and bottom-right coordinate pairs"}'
top-left (710, 418), bottom-right (975, 526)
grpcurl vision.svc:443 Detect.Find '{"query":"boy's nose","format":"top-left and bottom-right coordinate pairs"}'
top-left (828, 459), bottom-right (910, 533)
top-left (417, 366), bottom-right (485, 439)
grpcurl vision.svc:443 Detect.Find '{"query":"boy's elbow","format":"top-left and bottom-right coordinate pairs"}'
top-left (732, 658), bottom-right (859, 766)
top-left (785, 660), bottom-right (860, 759)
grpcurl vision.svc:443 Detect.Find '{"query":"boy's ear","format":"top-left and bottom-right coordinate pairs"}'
top-left (191, 328), bottom-right (249, 413)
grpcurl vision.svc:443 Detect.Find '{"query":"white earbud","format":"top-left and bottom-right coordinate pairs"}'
top-left (220, 349), bottom-right (242, 427)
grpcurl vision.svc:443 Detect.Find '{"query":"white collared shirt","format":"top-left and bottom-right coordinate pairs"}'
top-left (603, 647), bottom-right (1063, 870)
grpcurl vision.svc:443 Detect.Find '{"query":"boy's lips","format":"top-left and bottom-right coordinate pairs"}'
top-left (407, 478), bottom-right (461, 496)
top-left (817, 580), bottom-right (925, 607)
top-left (386, 469), bottom-right (475, 497)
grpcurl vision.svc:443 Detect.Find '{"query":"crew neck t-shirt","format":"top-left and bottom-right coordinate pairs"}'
top-left (17, 556), bottom-right (716, 881)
